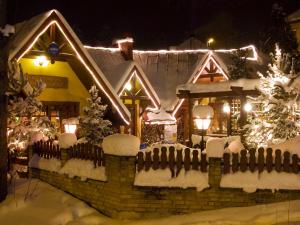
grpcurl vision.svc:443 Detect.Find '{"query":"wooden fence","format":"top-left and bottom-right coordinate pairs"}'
top-left (68, 143), bottom-right (105, 167)
top-left (136, 147), bottom-right (208, 177)
top-left (33, 140), bottom-right (61, 159)
top-left (33, 141), bottom-right (105, 167)
top-left (223, 148), bottom-right (300, 174)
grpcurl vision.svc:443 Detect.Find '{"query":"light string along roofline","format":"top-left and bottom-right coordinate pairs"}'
top-left (16, 19), bottom-right (130, 125)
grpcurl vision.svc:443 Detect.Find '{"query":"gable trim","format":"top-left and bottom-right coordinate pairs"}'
top-left (172, 52), bottom-right (229, 117)
top-left (9, 10), bottom-right (131, 125)
top-left (117, 65), bottom-right (160, 110)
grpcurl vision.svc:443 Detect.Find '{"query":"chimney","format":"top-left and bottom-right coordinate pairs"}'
top-left (117, 37), bottom-right (133, 60)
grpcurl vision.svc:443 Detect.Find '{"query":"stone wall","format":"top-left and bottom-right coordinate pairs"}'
top-left (30, 154), bottom-right (300, 219)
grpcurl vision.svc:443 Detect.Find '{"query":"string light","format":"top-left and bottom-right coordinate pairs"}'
top-left (14, 17), bottom-right (130, 125)
top-left (84, 45), bottom-right (120, 52)
top-left (84, 43), bottom-right (258, 61)
top-left (172, 53), bottom-right (229, 117)
top-left (118, 70), bottom-right (160, 109)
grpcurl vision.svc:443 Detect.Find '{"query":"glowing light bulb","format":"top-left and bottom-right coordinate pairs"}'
top-left (223, 102), bottom-right (230, 113)
top-left (244, 102), bottom-right (252, 112)
top-left (207, 38), bottom-right (214, 45)
top-left (125, 82), bottom-right (132, 91)
top-left (33, 56), bottom-right (49, 67)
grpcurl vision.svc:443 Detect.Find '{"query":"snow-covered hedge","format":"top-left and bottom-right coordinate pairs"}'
top-left (102, 134), bottom-right (140, 156)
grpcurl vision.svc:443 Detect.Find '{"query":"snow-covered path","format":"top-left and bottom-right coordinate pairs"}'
top-left (1, 179), bottom-right (300, 225)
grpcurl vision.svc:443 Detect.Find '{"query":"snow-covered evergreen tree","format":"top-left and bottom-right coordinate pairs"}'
top-left (244, 45), bottom-right (300, 148)
top-left (79, 85), bottom-right (112, 145)
top-left (7, 61), bottom-right (57, 155)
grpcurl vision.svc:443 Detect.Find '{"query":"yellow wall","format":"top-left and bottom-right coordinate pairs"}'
top-left (19, 58), bottom-right (89, 115)
top-left (291, 22), bottom-right (300, 51)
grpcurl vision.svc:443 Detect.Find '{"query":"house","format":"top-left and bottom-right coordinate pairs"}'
top-left (86, 39), bottom-right (266, 144)
top-left (7, 10), bottom-right (131, 133)
top-left (288, 9), bottom-right (300, 51)
top-left (9, 9), bottom-right (267, 145)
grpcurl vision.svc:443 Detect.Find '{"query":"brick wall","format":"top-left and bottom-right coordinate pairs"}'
top-left (30, 154), bottom-right (300, 219)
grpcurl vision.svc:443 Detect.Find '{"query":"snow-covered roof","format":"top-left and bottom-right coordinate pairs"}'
top-left (288, 9), bottom-right (300, 23)
top-left (145, 108), bottom-right (176, 125)
top-left (8, 10), bottom-right (131, 125)
top-left (177, 78), bottom-right (260, 94)
top-left (86, 47), bottom-right (160, 107)
top-left (85, 44), bottom-right (266, 112)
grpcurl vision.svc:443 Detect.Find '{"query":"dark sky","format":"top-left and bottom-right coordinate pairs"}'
top-left (7, 0), bottom-right (300, 49)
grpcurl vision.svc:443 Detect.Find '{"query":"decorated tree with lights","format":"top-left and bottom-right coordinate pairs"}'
top-left (79, 85), bottom-right (112, 145)
top-left (244, 45), bottom-right (300, 148)
top-left (7, 61), bottom-right (57, 156)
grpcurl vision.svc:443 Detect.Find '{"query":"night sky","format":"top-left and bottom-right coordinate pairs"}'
top-left (6, 0), bottom-right (300, 49)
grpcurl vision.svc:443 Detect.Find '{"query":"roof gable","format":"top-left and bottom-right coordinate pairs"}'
top-left (8, 10), bottom-right (131, 125)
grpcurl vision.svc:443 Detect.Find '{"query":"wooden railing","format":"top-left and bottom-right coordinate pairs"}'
top-left (33, 140), bottom-right (61, 159)
top-left (136, 147), bottom-right (208, 177)
top-left (223, 148), bottom-right (300, 174)
top-left (68, 143), bottom-right (105, 167)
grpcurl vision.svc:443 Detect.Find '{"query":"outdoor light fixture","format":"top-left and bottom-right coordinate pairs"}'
top-left (207, 38), bottom-right (214, 48)
top-left (223, 102), bottom-right (230, 113)
top-left (125, 82), bottom-right (132, 91)
top-left (193, 105), bottom-right (214, 150)
top-left (244, 102), bottom-right (252, 112)
top-left (62, 118), bottom-right (79, 134)
top-left (33, 56), bottom-right (49, 67)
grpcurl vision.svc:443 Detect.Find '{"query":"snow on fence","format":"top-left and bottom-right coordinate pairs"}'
top-left (33, 141), bottom-right (105, 168)
top-left (223, 148), bottom-right (300, 174)
top-left (136, 147), bottom-right (208, 177)
top-left (33, 140), bottom-right (61, 159)
top-left (68, 143), bottom-right (105, 167)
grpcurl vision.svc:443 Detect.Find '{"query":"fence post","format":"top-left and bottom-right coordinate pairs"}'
top-left (208, 157), bottom-right (222, 189)
top-left (206, 138), bottom-right (224, 189)
top-left (60, 148), bottom-right (69, 167)
top-left (28, 144), bottom-right (34, 178)
top-left (102, 134), bottom-right (140, 218)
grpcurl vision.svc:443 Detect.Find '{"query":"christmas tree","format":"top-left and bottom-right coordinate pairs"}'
top-left (244, 45), bottom-right (300, 148)
top-left (79, 85), bottom-right (112, 145)
top-left (7, 61), bottom-right (56, 156)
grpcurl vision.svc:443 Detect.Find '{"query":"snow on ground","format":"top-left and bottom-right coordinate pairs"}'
top-left (1, 179), bottom-right (300, 225)
top-left (59, 159), bottom-right (107, 181)
top-left (221, 171), bottom-right (300, 193)
top-left (134, 169), bottom-right (209, 191)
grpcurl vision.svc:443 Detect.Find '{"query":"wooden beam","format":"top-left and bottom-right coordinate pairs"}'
top-left (0, 39), bottom-right (8, 201)
top-left (50, 23), bottom-right (56, 42)
top-left (177, 89), bottom-right (259, 99)
top-left (196, 73), bottom-right (224, 79)
top-left (188, 97), bottom-right (193, 147)
top-left (24, 50), bottom-right (75, 62)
